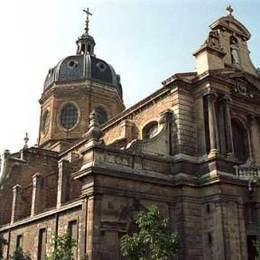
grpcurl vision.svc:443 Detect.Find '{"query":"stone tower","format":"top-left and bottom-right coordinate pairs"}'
top-left (38, 10), bottom-right (125, 152)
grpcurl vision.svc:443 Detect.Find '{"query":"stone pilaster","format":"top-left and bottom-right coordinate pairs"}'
top-left (223, 95), bottom-right (234, 158)
top-left (80, 198), bottom-right (88, 259)
top-left (86, 194), bottom-right (102, 260)
top-left (57, 160), bottom-right (70, 208)
top-left (11, 184), bottom-right (22, 224)
top-left (207, 93), bottom-right (219, 155)
top-left (31, 173), bottom-right (42, 216)
top-left (120, 119), bottom-right (137, 143)
top-left (247, 115), bottom-right (255, 163)
top-left (159, 109), bottom-right (175, 155)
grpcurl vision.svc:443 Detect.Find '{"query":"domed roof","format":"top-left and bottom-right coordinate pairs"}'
top-left (44, 54), bottom-right (122, 97)
top-left (44, 9), bottom-right (122, 98)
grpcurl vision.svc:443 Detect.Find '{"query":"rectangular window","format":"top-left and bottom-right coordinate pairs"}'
top-left (16, 235), bottom-right (23, 250)
top-left (68, 220), bottom-right (78, 259)
top-left (38, 228), bottom-right (47, 260)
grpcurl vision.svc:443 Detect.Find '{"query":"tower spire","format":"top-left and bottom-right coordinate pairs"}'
top-left (76, 7), bottom-right (96, 55)
top-left (83, 8), bottom-right (92, 35)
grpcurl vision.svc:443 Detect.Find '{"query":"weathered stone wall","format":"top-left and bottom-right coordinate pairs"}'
top-left (0, 149), bottom-right (58, 225)
top-left (1, 205), bottom-right (82, 260)
top-left (39, 82), bottom-right (124, 148)
top-left (102, 84), bottom-right (196, 157)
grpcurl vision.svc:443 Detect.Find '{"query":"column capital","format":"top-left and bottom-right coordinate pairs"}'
top-left (206, 92), bottom-right (218, 102)
top-left (12, 184), bottom-right (22, 192)
top-left (246, 114), bottom-right (256, 128)
top-left (58, 159), bottom-right (70, 167)
top-left (32, 173), bottom-right (42, 187)
top-left (221, 94), bottom-right (232, 104)
top-left (159, 109), bottom-right (174, 124)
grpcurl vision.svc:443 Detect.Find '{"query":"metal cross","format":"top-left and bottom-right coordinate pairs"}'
top-left (83, 8), bottom-right (93, 34)
top-left (226, 5), bottom-right (234, 16)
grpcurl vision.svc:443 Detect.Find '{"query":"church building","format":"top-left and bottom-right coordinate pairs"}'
top-left (0, 6), bottom-right (260, 260)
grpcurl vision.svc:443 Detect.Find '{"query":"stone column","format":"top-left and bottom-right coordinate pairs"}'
top-left (207, 93), bottom-right (219, 155)
top-left (31, 173), bottom-right (42, 216)
top-left (57, 160), bottom-right (70, 208)
top-left (11, 184), bottom-right (22, 224)
top-left (223, 95), bottom-right (234, 158)
top-left (247, 115), bottom-right (255, 163)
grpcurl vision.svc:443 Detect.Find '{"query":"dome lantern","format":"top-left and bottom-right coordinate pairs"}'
top-left (76, 8), bottom-right (96, 55)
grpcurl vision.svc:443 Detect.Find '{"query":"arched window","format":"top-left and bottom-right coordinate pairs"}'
top-left (232, 119), bottom-right (249, 162)
top-left (95, 106), bottom-right (108, 125)
top-left (142, 121), bottom-right (159, 140)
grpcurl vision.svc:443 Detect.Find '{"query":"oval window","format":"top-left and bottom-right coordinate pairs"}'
top-left (142, 121), bottom-right (159, 139)
top-left (60, 103), bottom-right (79, 129)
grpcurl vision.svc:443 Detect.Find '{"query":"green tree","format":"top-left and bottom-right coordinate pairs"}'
top-left (120, 205), bottom-right (179, 260)
top-left (254, 240), bottom-right (260, 260)
top-left (47, 233), bottom-right (76, 260)
top-left (11, 248), bottom-right (31, 260)
top-left (0, 235), bottom-right (7, 260)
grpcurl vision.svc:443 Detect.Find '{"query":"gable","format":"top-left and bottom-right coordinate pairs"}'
top-left (210, 16), bottom-right (251, 40)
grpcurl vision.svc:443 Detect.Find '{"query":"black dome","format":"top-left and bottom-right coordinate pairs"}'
top-left (44, 54), bottom-right (122, 97)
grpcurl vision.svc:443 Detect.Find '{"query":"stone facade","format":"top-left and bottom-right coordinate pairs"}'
top-left (0, 7), bottom-right (260, 260)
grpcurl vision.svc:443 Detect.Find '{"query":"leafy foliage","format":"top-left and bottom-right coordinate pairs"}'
top-left (120, 205), bottom-right (179, 260)
top-left (11, 248), bottom-right (31, 260)
top-left (254, 240), bottom-right (260, 260)
top-left (47, 233), bottom-right (76, 260)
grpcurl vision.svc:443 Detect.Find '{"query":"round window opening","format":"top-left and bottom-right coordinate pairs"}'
top-left (60, 103), bottom-right (79, 130)
top-left (96, 62), bottom-right (107, 72)
top-left (142, 121), bottom-right (159, 139)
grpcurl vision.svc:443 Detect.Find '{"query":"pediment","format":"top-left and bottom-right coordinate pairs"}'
top-left (210, 16), bottom-right (251, 40)
top-left (228, 73), bottom-right (260, 100)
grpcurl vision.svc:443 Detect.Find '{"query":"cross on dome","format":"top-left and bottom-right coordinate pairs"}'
top-left (226, 5), bottom-right (234, 16)
top-left (83, 8), bottom-right (93, 34)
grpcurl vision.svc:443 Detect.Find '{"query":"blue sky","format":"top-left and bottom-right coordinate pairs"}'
top-left (0, 0), bottom-right (259, 152)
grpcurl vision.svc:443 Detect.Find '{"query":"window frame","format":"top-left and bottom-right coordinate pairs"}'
top-left (58, 102), bottom-right (80, 131)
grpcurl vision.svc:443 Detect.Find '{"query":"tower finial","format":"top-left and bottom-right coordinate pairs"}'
top-left (83, 8), bottom-right (92, 34)
top-left (226, 5), bottom-right (234, 16)
top-left (23, 132), bottom-right (29, 149)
